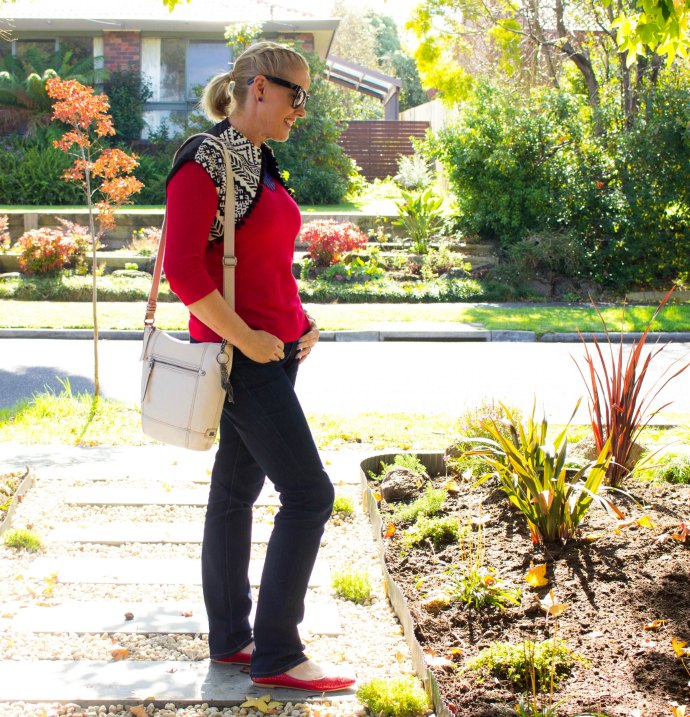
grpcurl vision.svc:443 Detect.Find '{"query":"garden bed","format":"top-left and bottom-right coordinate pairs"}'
top-left (0, 467), bottom-right (34, 536)
top-left (360, 452), bottom-right (690, 716)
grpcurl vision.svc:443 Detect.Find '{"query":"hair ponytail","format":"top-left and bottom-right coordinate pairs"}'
top-left (201, 71), bottom-right (235, 121)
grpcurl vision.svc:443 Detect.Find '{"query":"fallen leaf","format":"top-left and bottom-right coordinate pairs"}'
top-left (524, 563), bottom-right (549, 588)
top-left (443, 479), bottom-right (461, 494)
top-left (129, 706), bottom-right (147, 717)
top-left (373, 491), bottom-right (382, 502)
top-left (450, 647), bottom-right (464, 657)
top-left (645, 619), bottom-right (668, 631)
top-left (585, 532), bottom-right (604, 541)
top-left (540, 590), bottom-right (568, 617)
top-left (180, 611), bottom-right (193, 617)
top-left (673, 637), bottom-right (688, 658)
top-left (241, 694), bottom-right (283, 713)
top-left (672, 522), bottom-right (689, 543)
top-left (111, 645), bottom-right (129, 661)
top-left (422, 592), bottom-right (452, 614)
top-left (637, 515), bottom-right (655, 529)
top-left (672, 705), bottom-right (686, 717)
top-left (124, 612), bottom-right (134, 621)
top-left (424, 652), bottom-right (455, 671)
top-left (384, 523), bottom-right (396, 538)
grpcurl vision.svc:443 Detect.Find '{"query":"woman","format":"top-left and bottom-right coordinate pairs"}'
top-left (163, 42), bottom-right (355, 692)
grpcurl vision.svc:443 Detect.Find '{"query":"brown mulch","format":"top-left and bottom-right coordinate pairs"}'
top-left (376, 471), bottom-right (690, 717)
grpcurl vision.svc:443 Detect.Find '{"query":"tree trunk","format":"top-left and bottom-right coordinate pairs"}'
top-left (82, 150), bottom-right (99, 399)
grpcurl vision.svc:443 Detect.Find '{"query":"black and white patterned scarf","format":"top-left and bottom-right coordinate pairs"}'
top-left (166, 119), bottom-right (290, 244)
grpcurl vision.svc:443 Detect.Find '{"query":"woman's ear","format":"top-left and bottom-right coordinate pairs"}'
top-left (250, 75), bottom-right (266, 103)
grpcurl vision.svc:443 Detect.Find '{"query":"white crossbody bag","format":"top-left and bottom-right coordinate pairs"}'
top-left (140, 134), bottom-right (236, 451)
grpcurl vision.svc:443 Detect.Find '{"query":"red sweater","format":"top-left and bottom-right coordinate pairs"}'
top-left (163, 161), bottom-right (309, 344)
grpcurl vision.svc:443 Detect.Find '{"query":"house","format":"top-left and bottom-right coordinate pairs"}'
top-left (0, 0), bottom-right (339, 135)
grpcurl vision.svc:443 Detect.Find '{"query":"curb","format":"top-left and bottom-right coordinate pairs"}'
top-left (1, 328), bottom-right (690, 343)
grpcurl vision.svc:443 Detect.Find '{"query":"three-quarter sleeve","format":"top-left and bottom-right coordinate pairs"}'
top-left (163, 160), bottom-right (219, 306)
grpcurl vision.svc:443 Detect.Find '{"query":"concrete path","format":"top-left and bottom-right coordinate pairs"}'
top-left (0, 447), bottom-right (366, 705)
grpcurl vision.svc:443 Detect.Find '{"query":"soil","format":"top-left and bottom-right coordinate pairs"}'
top-left (373, 468), bottom-right (690, 717)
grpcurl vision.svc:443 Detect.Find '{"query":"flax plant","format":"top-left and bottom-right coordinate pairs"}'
top-left (470, 401), bottom-right (616, 544)
top-left (575, 287), bottom-right (690, 487)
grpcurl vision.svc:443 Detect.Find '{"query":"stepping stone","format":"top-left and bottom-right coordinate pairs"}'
top-left (49, 522), bottom-right (273, 544)
top-left (64, 486), bottom-right (280, 507)
top-left (8, 600), bottom-right (341, 636)
top-left (26, 557), bottom-right (330, 587)
top-left (0, 660), bottom-right (355, 702)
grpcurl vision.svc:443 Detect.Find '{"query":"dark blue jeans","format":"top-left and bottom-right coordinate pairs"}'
top-left (201, 340), bottom-right (334, 677)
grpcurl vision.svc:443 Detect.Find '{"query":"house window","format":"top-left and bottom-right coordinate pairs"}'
top-left (142, 38), bottom-right (232, 136)
top-left (0, 37), bottom-right (94, 67)
top-left (187, 41), bottom-right (231, 97)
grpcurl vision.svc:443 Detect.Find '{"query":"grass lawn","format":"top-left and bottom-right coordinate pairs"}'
top-left (1, 300), bottom-right (689, 335)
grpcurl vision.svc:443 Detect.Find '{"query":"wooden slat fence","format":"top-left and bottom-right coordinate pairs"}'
top-left (338, 121), bottom-right (430, 180)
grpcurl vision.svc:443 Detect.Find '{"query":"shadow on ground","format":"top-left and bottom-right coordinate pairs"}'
top-left (0, 367), bottom-right (94, 410)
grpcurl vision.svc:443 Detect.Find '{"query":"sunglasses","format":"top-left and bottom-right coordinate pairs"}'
top-left (247, 74), bottom-right (310, 109)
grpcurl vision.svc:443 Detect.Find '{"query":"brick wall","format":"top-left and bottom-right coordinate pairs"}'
top-left (104, 31), bottom-right (141, 72)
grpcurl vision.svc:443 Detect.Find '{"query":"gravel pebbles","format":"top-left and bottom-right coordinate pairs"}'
top-left (0, 455), bottom-right (423, 717)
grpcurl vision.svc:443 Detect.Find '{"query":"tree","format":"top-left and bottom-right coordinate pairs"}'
top-left (46, 78), bottom-right (143, 397)
top-left (407, 0), bottom-right (684, 126)
top-left (0, 48), bottom-right (105, 134)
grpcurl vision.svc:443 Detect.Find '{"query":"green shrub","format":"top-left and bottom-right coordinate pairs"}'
top-left (104, 70), bottom-right (152, 143)
top-left (356, 676), bottom-right (429, 717)
top-left (332, 568), bottom-right (372, 604)
top-left (466, 639), bottom-right (586, 690)
top-left (394, 187), bottom-right (445, 254)
top-left (0, 272), bottom-right (175, 301)
top-left (0, 135), bottom-right (84, 205)
top-left (3, 528), bottom-right (43, 552)
top-left (332, 495), bottom-right (355, 515)
top-left (404, 515), bottom-right (459, 547)
top-left (394, 484), bottom-right (446, 523)
top-left (427, 80), bottom-right (690, 291)
top-left (637, 453), bottom-right (690, 484)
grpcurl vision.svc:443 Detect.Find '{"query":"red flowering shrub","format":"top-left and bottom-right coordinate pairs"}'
top-left (301, 220), bottom-right (368, 267)
top-left (16, 228), bottom-right (85, 275)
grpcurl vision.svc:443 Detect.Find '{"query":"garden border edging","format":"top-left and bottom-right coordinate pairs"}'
top-left (0, 466), bottom-right (34, 536)
top-left (359, 451), bottom-right (452, 717)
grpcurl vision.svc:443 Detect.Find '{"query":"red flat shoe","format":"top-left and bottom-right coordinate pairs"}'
top-left (251, 673), bottom-right (355, 692)
top-left (211, 650), bottom-right (252, 665)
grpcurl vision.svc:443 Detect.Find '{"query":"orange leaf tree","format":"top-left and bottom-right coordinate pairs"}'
top-left (46, 77), bottom-right (143, 398)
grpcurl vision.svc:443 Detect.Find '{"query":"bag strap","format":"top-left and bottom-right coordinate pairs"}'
top-left (145, 132), bottom-right (236, 326)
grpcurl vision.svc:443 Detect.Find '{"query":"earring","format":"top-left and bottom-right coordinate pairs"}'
top-left (258, 97), bottom-right (263, 102)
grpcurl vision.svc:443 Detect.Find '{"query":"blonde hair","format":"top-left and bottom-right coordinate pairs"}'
top-left (201, 41), bottom-right (310, 122)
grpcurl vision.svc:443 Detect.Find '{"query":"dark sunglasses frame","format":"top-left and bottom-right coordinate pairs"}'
top-left (247, 74), bottom-right (310, 109)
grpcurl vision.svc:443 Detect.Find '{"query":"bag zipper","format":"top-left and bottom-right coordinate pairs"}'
top-left (149, 355), bottom-right (207, 376)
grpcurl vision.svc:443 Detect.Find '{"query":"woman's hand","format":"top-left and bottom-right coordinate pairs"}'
top-left (297, 315), bottom-right (320, 363)
top-left (240, 329), bottom-right (285, 363)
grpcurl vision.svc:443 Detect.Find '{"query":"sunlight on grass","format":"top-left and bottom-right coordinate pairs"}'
top-left (0, 383), bottom-right (458, 450)
top-left (0, 379), bottom-right (146, 446)
top-left (2, 300), bottom-right (690, 334)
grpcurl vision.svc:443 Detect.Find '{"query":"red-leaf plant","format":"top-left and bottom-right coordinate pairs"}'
top-left (46, 77), bottom-right (143, 397)
top-left (575, 287), bottom-right (690, 487)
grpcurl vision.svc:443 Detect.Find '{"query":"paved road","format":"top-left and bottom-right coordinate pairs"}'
top-left (2, 339), bottom-right (690, 424)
